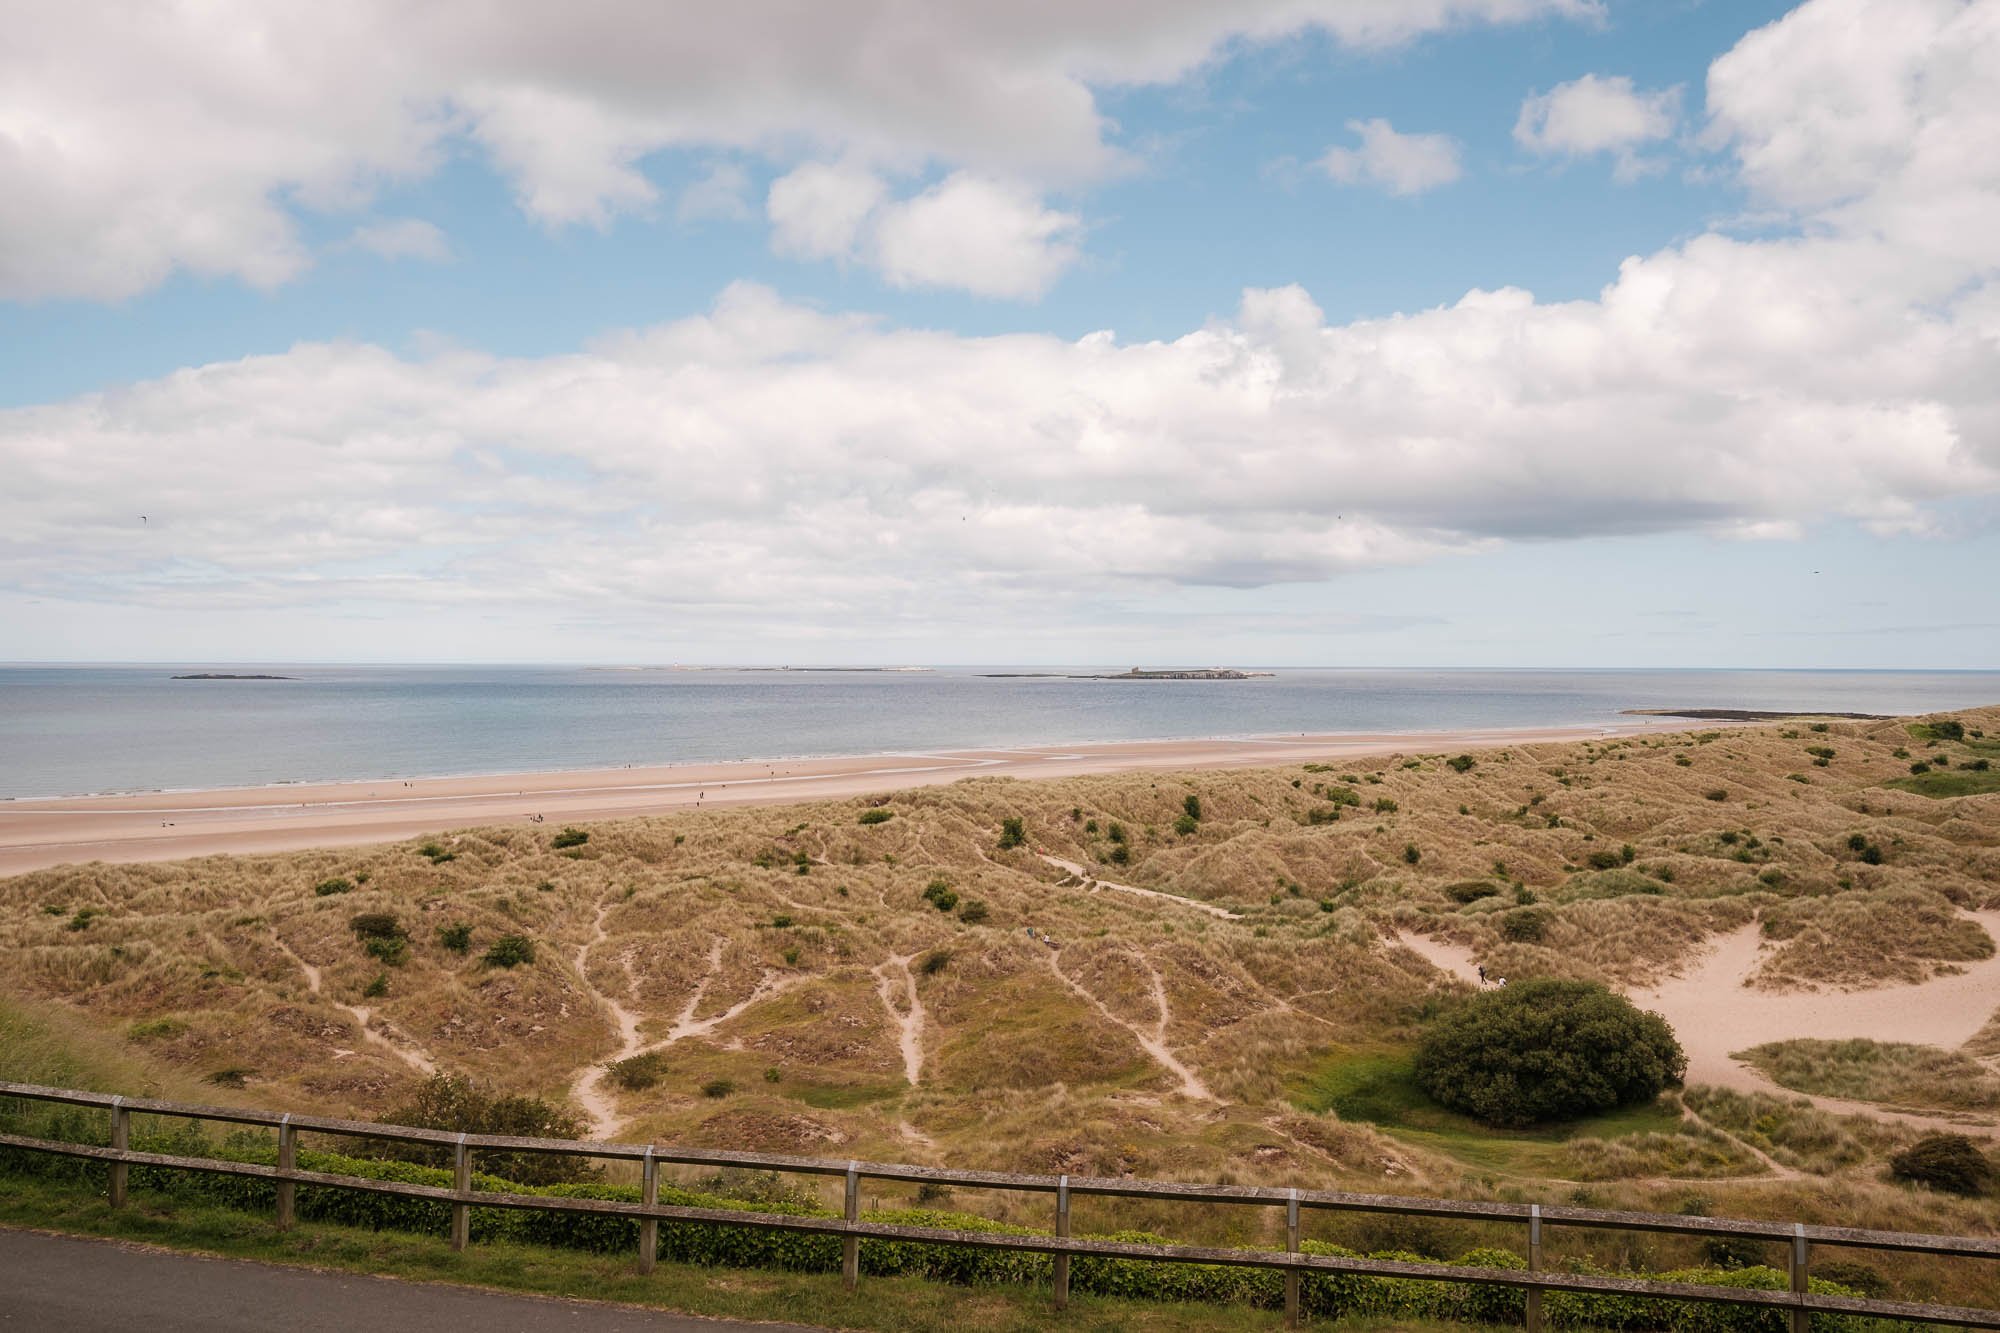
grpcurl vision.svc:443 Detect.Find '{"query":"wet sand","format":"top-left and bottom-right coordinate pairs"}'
top-left (0, 721), bottom-right (1667, 876)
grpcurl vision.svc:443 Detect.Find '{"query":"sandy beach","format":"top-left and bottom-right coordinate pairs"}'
top-left (0, 721), bottom-right (1670, 876)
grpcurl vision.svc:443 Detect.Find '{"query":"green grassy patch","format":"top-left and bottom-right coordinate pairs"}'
top-left (1290, 1050), bottom-right (1683, 1177)
top-left (1884, 769), bottom-right (2000, 798)
top-left (791, 1080), bottom-right (907, 1110)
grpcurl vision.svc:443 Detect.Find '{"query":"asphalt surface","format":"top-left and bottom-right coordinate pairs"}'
top-left (0, 1228), bottom-right (823, 1332)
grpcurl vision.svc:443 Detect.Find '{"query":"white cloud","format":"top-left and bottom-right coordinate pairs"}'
top-left (1514, 74), bottom-right (1680, 179)
top-left (766, 163), bottom-right (888, 261)
top-left (345, 218), bottom-right (452, 262)
top-left (678, 162), bottom-right (754, 222)
top-left (5, 0), bottom-right (1997, 645)
top-left (1706, 0), bottom-right (2000, 272)
top-left (1320, 119), bottom-right (1464, 196)
top-left (871, 175), bottom-right (1082, 299)
top-left (4, 217), bottom-right (1991, 632)
top-left (767, 166), bottom-right (1080, 298)
top-left (0, 0), bottom-right (1597, 300)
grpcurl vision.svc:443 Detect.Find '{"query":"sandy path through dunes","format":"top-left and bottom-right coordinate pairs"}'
top-left (1038, 854), bottom-right (1242, 920)
top-left (873, 954), bottom-right (927, 1086)
top-left (569, 901), bottom-right (646, 1139)
top-left (0, 723), bottom-right (1670, 876)
top-left (1395, 920), bottom-right (2000, 1134)
top-left (1047, 951), bottom-right (1215, 1101)
top-left (271, 935), bottom-right (437, 1077)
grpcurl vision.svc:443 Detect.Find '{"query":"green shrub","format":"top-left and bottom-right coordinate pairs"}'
top-left (364, 934), bottom-right (408, 966)
top-left (608, 1051), bottom-right (669, 1091)
top-left (482, 935), bottom-right (536, 968)
top-left (349, 912), bottom-right (402, 941)
top-left (313, 877), bottom-right (353, 896)
top-left (1444, 881), bottom-right (1499, 904)
top-left (417, 841), bottom-right (455, 863)
top-left (857, 808), bottom-right (894, 825)
top-left (1402, 843), bottom-right (1421, 866)
top-left (1413, 979), bottom-right (1685, 1128)
top-left (1174, 813), bottom-right (1198, 836)
top-left (918, 950), bottom-right (950, 976)
top-left (703, 1079), bottom-right (736, 1099)
top-left (382, 1073), bottom-right (596, 1185)
top-left (1585, 849), bottom-right (1623, 870)
top-left (958, 900), bottom-right (989, 925)
top-left (1182, 793), bottom-right (1202, 822)
top-left (1890, 1134), bottom-right (1994, 1196)
top-left (921, 879), bottom-right (959, 913)
top-left (362, 972), bottom-right (388, 998)
top-left (996, 817), bottom-right (1026, 850)
top-left (1324, 786), bottom-right (1361, 807)
top-left (1105, 822), bottom-right (1126, 844)
top-left (1107, 845), bottom-right (1130, 865)
top-left (551, 827), bottom-right (590, 849)
top-left (1499, 908), bottom-right (1548, 942)
top-left (1373, 798), bottom-right (1399, 814)
top-left (1446, 754), bottom-right (1476, 773)
top-left (1704, 788), bottom-right (1729, 802)
top-left (64, 908), bottom-right (96, 932)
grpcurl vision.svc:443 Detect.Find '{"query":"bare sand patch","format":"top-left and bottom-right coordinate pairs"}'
top-left (1394, 915), bottom-right (2000, 1135)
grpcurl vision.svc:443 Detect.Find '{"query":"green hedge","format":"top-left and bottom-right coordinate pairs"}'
top-left (0, 1114), bottom-right (1870, 1329)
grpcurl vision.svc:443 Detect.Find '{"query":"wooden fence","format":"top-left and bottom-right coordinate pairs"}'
top-left (2, 1079), bottom-right (1997, 1330)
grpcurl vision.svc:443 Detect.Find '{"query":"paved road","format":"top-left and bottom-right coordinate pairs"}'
top-left (0, 1228), bottom-right (821, 1332)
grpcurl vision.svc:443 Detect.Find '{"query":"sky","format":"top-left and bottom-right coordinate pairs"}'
top-left (2, 0), bottom-right (1997, 668)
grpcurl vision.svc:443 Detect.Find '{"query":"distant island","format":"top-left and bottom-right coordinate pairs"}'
top-left (171, 673), bottom-right (295, 680)
top-left (1621, 707), bottom-right (1887, 721)
top-left (982, 667), bottom-right (1274, 680)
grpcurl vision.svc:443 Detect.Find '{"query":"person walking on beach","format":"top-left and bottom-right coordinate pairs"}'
top-left (1477, 965), bottom-right (1487, 986)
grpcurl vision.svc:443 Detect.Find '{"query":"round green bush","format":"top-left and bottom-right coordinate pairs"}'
top-left (1412, 979), bottom-right (1685, 1128)
top-left (1890, 1133), bottom-right (1994, 1196)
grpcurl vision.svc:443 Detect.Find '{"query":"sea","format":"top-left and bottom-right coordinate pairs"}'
top-left (1, 665), bottom-right (1996, 800)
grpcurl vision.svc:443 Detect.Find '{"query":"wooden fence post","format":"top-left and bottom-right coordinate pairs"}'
top-left (1285, 1188), bottom-right (1302, 1328)
top-left (107, 1095), bottom-right (128, 1208)
top-left (639, 1145), bottom-right (658, 1275)
top-left (451, 1133), bottom-right (470, 1252)
top-left (1526, 1203), bottom-right (1543, 1333)
top-left (1054, 1175), bottom-right (1070, 1311)
top-left (842, 1161), bottom-right (860, 1291)
top-left (276, 1113), bottom-right (296, 1229)
top-left (1790, 1222), bottom-right (1809, 1333)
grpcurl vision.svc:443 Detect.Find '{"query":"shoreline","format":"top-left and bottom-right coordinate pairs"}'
top-left (0, 718), bottom-right (1655, 804)
top-left (0, 720), bottom-right (1687, 877)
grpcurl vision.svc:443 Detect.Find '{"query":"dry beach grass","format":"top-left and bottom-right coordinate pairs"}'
top-left (5, 706), bottom-right (2000, 1304)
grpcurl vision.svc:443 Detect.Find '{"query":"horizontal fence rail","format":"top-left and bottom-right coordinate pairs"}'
top-left (2, 1080), bottom-right (1996, 1329)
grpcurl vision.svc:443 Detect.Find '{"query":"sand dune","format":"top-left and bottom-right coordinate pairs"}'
top-left (1398, 918), bottom-right (2000, 1135)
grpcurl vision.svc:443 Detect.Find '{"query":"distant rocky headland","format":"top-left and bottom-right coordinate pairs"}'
top-left (170, 673), bottom-right (295, 680)
top-left (1621, 707), bottom-right (1888, 721)
top-left (982, 667), bottom-right (1273, 680)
